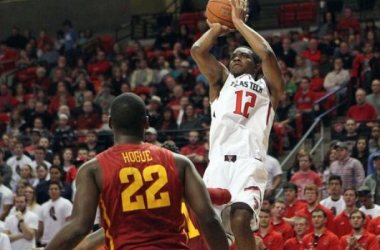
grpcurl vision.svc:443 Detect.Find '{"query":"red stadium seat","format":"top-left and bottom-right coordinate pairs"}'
top-left (0, 113), bottom-right (11, 124)
top-left (278, 4), bottom-right (297, 27)
top-left (98, 36), bottom-right (114, 55)
top-left (297, 2), bottom-right (317, 24)
top-left (272, 124), bottom-right (286, 156)
top-left (178, 12), bottom-right (205, 32)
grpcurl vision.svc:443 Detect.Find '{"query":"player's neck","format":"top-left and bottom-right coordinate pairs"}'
top-left (314, 226), bottom-right (325, 235)
top-left (259, 226), bottom-right (269, 236)
top-left (345, 206), bottom-right (356, 214)
top-left (296, 234), bottom-right (305, 242)
top-left (330, 194), bottom-right (341, 201)
top-left (353, 228), bottom-right (364, 236)
top-left (272, 216), bottom-right (282, 224)
top-left (114, 134), bottom-right (144, 145)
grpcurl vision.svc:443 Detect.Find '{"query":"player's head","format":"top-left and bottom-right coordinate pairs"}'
top-left (349, 209), bottom-right (365, 230)
top-left (109, 93), bottom-right (148, 137)
top-left (229, 46), bottom-right (257, 77)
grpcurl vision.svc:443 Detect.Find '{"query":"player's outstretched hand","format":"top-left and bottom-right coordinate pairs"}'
top-left (229, 0), bottom-right (249, 24)
top-left (206, 19), bottom-right (235, 36)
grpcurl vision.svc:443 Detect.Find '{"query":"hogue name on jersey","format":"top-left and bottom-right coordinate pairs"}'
top-left (122, 150), bottom-right (153, 163)
top-left (230, 80), bottom-right (263, 94)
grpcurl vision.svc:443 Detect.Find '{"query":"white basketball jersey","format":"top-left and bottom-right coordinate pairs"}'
top-left (209, 73), bottom-right (275, 163)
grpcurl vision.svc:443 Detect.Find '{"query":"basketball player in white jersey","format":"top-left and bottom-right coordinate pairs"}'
top-left (191, 0), bottom-right (285, 249)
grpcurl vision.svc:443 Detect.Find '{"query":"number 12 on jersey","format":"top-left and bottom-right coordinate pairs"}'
top-left (233, 90), bottom-right (257, 118)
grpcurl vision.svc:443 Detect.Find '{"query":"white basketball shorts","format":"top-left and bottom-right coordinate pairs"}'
top-left (203, 157), bottom-right (268, 236)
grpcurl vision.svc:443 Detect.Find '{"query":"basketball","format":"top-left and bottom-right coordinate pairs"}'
top-left (206, 0), bottom-right (234, 29)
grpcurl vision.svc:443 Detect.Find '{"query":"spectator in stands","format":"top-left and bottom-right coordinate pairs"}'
top-left (367, 213), bottom-right (380, 242)
top-left (6, 141), bottom-right (32, 191)
top-left (176, 60), bottom-right (195, 92)
top-left (368, 125), bottom-right (380, 153)
top-left (264, 155), bottom-right (283, 197)
top-left (337, 7), bottom-right (361, 36)
top-left (32, 117), bottom-right (50, 138)
top-left (130, 59), bottom-right (154, 90)
top-left (333, 41), bottom-right (354, 70)
top-left (284, 216), bottom-right (308, 250)
top-left (176, 96), bottom-right (190, 126)
top-left (39, 137), bottom-right (53, 163)
top-left (110, 67), bottom-right (124, 96)
top-left (340, 210), bottom-right (379, 250)
top-left (75, 101), bottom-right (101, 133)
top-left (294, 77), bottom-right (318, 133)
top-left (347, 88), bottom-right (377, 122)
top-left (5, 27), bottom-right (27, 49)
top-left (30, 146), bottom-right (51, 170)
top-left (147, 95), bottom-right (162, 128)
top-left (323, 57), bottom-right (350, 93)
top-left (94, 82), bottom-right (115, 114)
top-left (3, 194), bottom-right (38, 250)
top-left (283, 182), bottom-right (306, 219)
top-left (369, 48), bottom-right (380, 84)
top-left (301, 209), bottom-right (339, 249)
top-left (0, 168), bottom-right (13, 221)
top-left (277, 37), bottom-right (297, 68)
top-left (318, 53), bottom-right (333, 78)
top-left (358, 185), bottom-right (380, 218)
top-left (254, 208), bottom-right (283, 250)
top-left (52, 114), bottom-right (75, 152)
top-left (320, 175), bottom-right (345, 216)
top-left (295, 184), bottom-right (334, 234)
top-left (23, 185), bottom-right (40, 214)
top-left (340, 119), bottom-right (358, 148)
top-left (366, 79), bottom-right (380, 117)
top-left (351, 137), bottom-right (370, 172)
top-left (0, 84), bottom-right (15, 112)
top-left (145, 127), bottom-right (161, 147)
top-left (29, 101), bottom-right (52, 130)
top-left (302, 38), bottom-right (321, 65)
top-left (293, 55), bottom-right (312, 82)
top-left (330, 141), bottom-right (365, 190)
top-left (25, 129), bottom-right (42, 157)
top-left (166, 84), bottom-right (184, 119)
top-left (290, 31), bottom-right (308, 54)
top-left (87, 50), bottom-right (111, 77)
top-left (180, 130), bottom-right (207, 176)
top-left (37, 181), bottom-right (73, 247)
top-left (179, 103), bottom-right (202, 134)
top-left (49, 56), bottom-right (72, 83)
top-left (363, 152), bottom-right (380, 204)
top-left (316, 12), bottom-right (336, 38)
top-left (0, 149), bottom-right (11, 189)
top-left (74, 90), bottom-right (102, 118)
top-left (33, 164), bottom-right (49, 188)
top-left (290, 152), bottom-right (323, 200)
top-left (48, 81), bottom-right (76, 114)
top-left (6, 109), bottom-right (26, 137)
top-left (73, 79), bottom-right (90, 108)
top-left (20, 163), bottom-right (36, 186)
top-left (154, 25), bottom-right (177, 49)
top-left (36, 166), bottom-right (72, 205)
top-left (270, 199), bottom-right (294, 242)
top-left (84, 130), bottom-right (105, 153)
top-left (61, 148), bottom-right (73, 174)
top-left (65, 156), bottom-right (86, 185)
top-left (332, 188), bottom-right (362, 238)
top-left (310, 68), bottom-right (324, 92)
top-left (156, 107), bottom-right (178, 142)
top-left (320, 148), bottom-right (338, 198)
top-left (352, 42), bottom-right (374, 89)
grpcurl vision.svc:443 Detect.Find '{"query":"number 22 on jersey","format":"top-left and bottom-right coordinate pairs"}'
top-left (119, 164), bottom-right (171, 212)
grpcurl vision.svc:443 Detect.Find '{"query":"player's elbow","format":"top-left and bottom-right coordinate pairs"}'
top-left (190, 44), bottom-right (205, 58)
top-left (71, 220), bottom-right (93, 237)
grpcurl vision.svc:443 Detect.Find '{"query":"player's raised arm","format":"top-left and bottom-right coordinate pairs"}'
top-left (44, 159), bottom-right (102, 250)
top-left (174, 153), bottom-right (230, 250)
top-left (230, 0), bottom-right (285, 110)
top-left (191, 23), bottom-right (230, 101)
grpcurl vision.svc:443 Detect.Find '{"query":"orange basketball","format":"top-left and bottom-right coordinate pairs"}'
top-left (206, 0), bottom-right (234, 29)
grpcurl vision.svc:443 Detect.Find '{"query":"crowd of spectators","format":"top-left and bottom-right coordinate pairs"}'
top-left (0, 5), bottom-right (380, 250)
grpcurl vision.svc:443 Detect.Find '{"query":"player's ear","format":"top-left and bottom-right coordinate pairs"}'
top-left (108, 115), bottom-right (113, 129)
top-left (144, 116), bottom-right (150, 129)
